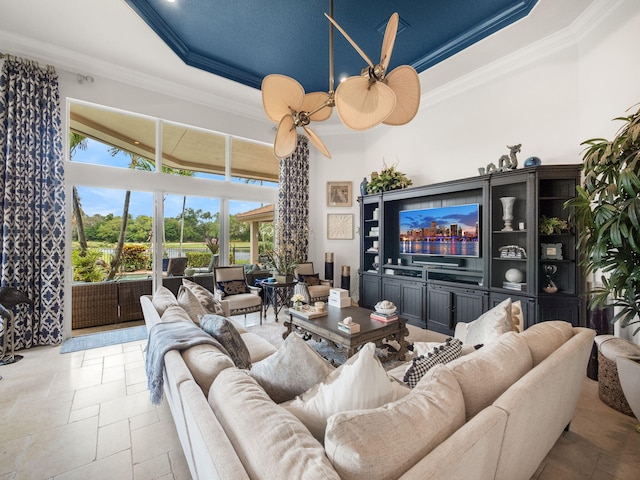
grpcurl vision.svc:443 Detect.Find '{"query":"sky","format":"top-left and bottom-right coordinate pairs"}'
top-left (72, 139), bottom-right (272, 218)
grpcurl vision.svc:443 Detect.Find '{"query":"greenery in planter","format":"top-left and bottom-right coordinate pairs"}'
top-left (565, 105), bottom-right (640, 335)
top-left (366, 162), bottom-right (412, 194)
top-left (538, 216), bottom-right (569, 235)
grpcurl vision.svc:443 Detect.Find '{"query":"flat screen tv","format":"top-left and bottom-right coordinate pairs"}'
top-left (399, 203), bottom-right (480, 257)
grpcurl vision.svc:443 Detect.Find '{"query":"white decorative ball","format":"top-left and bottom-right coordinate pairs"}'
top-left (505, 268), bottom-right (524, 283)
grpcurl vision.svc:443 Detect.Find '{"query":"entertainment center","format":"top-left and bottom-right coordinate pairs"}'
top-left (358, 164), bottom-right (584, 335)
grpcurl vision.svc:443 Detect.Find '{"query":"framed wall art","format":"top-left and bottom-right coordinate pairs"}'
top-left (327, 181), bottom-right (352, 207)
top-left (327, 214), bottom-right (354, 240)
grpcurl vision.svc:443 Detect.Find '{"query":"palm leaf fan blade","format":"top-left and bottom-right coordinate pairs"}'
top-left (302, 92), bottom-right (332, 122)
top-left (335, 77), bottom-right (396, 130)
top-left (380, 13), bottom-right (399, 70)
top-left (262, 74), bottom-right (305, 123)
top-left (383, 66), bottom-right (421, 126)
top-left (303, 125), bottom-right (331, 159)
top-left (274, 115), bottom-right (297, 159)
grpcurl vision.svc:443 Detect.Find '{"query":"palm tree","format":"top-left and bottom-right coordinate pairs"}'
top-left (105, 150), bottom-right (194, 279)
top-left (69, 133), bottom-right (88, 255)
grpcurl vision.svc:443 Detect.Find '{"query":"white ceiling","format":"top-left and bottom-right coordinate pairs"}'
top-left (0, 0), bottom-right (597, 122)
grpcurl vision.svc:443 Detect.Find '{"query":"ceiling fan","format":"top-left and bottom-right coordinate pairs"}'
top-left (261, 2), bottom-right (420, 159)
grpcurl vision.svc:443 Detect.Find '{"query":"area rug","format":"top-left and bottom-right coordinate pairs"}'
top-left (60, 325), bottom-right (148, 353)
top-left (246, 321), bottom-right (446, 369)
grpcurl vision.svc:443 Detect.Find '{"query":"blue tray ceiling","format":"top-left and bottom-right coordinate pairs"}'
top-left (125, 0), bottom-right (538, 92)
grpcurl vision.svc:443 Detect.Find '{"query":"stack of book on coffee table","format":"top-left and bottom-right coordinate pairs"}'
top-left (370, 310), bottom-right (398, 323)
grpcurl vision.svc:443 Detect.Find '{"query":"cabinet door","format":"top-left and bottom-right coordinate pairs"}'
top-left (400, 281), bottom-right (425, 328)
top-left (382, 280), bottom-right (402, 310)
top-left (453, 287), bottom-right (487, 324)
top-left (360, 274), bottom-right (381, 309)
top-left (427, 285), bottom-right (454, 335)
top-left (538, 296), bottom-right (581, 327)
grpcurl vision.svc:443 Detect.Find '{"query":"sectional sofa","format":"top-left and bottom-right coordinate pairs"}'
top-left (141, 286), bottom-right (594, 480)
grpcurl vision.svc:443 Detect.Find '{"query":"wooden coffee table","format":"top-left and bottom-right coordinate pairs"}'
top-left (285, 305), bottom-right (409, 361)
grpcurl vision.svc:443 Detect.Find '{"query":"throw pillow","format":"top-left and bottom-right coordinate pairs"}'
top-left (217, 279), bottom-right (249, 296)
top-left (200, 313), bottom-right (252, 370)
top-left (152, 286), bottom-right (179, 316)
top-left (282, 343), bottom-right (407, 442)
top-left (464, 298), bottom-right (513, 346)
top-left (403, 338), bottom-right (463, 388)
top-left (177, 285), bottom-right (208, 324)
top-left (182, 278), bottom-right (226, 315)
top-left (511, 300), bottom-right (524, 333)
top-left (298, 273), bottom-right (321, 286)
top-left (250, 334), bottom-right (334, 403)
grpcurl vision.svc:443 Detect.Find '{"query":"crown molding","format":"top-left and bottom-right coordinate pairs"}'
top-left (0, 30), bottom-right (265, 122)
top-left (421, 0), bottom-right (622, 109)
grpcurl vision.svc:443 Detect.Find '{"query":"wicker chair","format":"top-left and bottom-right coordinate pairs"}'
top-left (293, 262), bottom-right (332, 304)
top-left (164, 257), bottom-right (188, 277)
top-left (213, 266), bottom-right (262, 322)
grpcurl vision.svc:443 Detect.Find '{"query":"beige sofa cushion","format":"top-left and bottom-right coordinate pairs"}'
top-left (283, 343), bottom-right (409, 442)
top-left (464, 298), bottom-right (513, 346)
top-left (209, 368), bottom-right (341, 480)
top-left (177, 285), bottom-right (209, 324)
top-left (240, 332), bottom-right (278, 363)
top-left (160, 305), bottom-right (192, 324)
top-left (324, 365), bottom-right (465, 480)
top-left (446, 331), bottom-right (532, 420)
top-left (182, 344), bottom-right (234, 395)
top-left (520, 320), bottom-right (574, 366)
top-left (152, 286), bottom-right (179, 315)
top-left (251, 333), bottom-right (334, 403)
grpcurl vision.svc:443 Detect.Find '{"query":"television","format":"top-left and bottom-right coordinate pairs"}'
top-left (399, 203), bottom-right (480, 257)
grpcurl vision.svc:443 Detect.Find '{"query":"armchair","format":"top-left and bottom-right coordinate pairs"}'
top-left (164, 257), bottom-right (188, 277)
top-left (293, 262), bottom-right (332, 304)
top-left (213, 266), bottom-right (262, 322)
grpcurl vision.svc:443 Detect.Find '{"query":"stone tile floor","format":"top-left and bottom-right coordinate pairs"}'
top-left (0, 312), bottom-right (638, 479)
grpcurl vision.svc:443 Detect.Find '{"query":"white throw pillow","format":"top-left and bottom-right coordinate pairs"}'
top-left (282, 343), bottom-right (408, 442)
top-left (464, 298), bottom-right (513, 346)
top-left (250, 333), bottom-right (334, 403)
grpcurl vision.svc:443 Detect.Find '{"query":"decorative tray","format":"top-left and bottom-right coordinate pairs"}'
top-left (289, 305), bottom-right (328, 320)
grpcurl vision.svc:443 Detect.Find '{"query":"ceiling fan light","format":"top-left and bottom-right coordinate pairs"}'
top-left (383, 65), bottom-right (421, 126)
top-left (262, 74), bottom-right (305, 123)
top-left (335, 77), bottom-right (396, 130)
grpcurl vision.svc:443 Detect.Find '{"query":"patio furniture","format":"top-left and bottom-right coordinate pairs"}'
top-left (72, 282), bottom-right (119, 329)
top-left (213, 266), bottom-right (262, 323)
top-left (293, 261), bottom-right (332, 304)
top-left (165, 257), bottom-right (188, 277)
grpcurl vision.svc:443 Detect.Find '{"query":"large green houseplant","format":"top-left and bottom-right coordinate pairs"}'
top-left (566, 105), bottom-right (640, 335)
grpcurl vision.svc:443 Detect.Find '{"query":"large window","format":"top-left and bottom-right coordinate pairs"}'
top-left (67, 101), bottom-right (277, 331)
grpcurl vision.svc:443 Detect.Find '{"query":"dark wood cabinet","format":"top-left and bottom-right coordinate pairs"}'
top-left (358, 165), bottom-right (584, 330)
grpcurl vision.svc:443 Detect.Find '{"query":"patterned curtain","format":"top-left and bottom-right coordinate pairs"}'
top-left (0, 56), bottom-right (65, 348)
top-left (276, 134), bottom-right (309, 261)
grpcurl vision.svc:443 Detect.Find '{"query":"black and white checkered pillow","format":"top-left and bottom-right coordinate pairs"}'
top-left (403, 338), bottom-right (463, 388)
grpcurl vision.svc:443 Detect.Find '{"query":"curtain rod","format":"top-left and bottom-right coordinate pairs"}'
top-left (0, 51), bottom-right (94, 83)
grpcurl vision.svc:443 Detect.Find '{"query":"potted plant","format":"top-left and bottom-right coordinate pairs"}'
top-left (538, 216), bottom-right (569, 235)
top-left (565, 105), bottom-right (640, 336)
top-left (366, 161), bottom-right (413, 194)
top-left (263, 244), bottom-right (300, 284)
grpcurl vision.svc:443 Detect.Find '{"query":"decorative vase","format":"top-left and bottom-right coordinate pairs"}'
top-left (500, 197), bottom-right (516, 231)
top-left (505, 268), bottom-right (523, 283)
top-left (275, 274), bottom-right (294, 284)
top-left (360, 177), bottom-right (368, 196)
